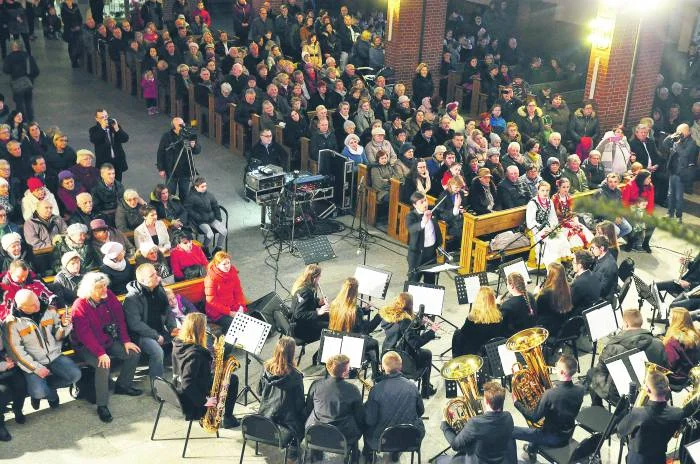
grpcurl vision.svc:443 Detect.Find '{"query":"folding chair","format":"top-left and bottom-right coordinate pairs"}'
top-left (302, 423), bottom-right (352, 463)
top-left (375, 424), bottom-right (423, 464)
top-left (239, 414), bottom-right (293, 464)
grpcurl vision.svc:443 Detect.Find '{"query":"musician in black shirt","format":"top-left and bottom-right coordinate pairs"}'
top-left (513, 355), bottom-right (584, 459)
top-left (289, 264), bottom-right (329, 344)
top-left (617, 371), bottom-right (684, 464)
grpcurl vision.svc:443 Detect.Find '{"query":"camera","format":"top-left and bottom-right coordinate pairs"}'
top-left (179, 124), bottom-right (198, 142)
top-left (103, 323), bottom-right (120, 341)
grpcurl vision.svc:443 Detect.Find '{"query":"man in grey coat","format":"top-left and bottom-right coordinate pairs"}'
top-left (363, 351), bottom-right (425, 457)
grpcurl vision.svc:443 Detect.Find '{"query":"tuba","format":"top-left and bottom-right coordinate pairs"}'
top-left (633, 361), bottom-right (672, 408)
top-left (441, 355), bottom-right (483, 432)
top-left (201, 335), bottom-right (240, 433)
top-left (507, 327), bottom-right (552, 428)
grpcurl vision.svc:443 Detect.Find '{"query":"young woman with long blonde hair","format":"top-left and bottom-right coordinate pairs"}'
top-left (452, 287), bottom-right (504, 356)
top-left (379, 292), bottom-right (437, 397)
top-left (328, 277), bottom-right (381, 378)
top-left (663, 307), bottom-right (700, 385)
top-left (172, 313), bottom-right (240, 428)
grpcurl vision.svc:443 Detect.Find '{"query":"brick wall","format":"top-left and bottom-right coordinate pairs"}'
top-left (583, 9), bottom-right (668, 131)
top-left (385, 0), bottom-right (448, 92)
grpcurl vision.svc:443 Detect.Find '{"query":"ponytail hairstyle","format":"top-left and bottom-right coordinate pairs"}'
top-left (507, 272), bottom-right (534, 316)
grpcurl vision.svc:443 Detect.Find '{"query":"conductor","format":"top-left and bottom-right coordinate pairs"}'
top-left (407, 191), bottom-right (442, 284)
top-left (156, 118), bottom-right (201, 200)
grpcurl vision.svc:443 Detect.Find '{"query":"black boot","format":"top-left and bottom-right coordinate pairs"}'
top-left (0, 421), bottom-right (11, 442)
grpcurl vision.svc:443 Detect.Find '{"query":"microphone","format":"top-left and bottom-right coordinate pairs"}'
top-left (417, 303), bottom-right (425, 322)
top-left (437, 247), bottom-right (453, 261)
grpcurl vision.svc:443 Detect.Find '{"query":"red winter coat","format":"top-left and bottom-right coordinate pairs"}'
top-left (169, 244), bottom-right (208, 281)
top-left (204, 262), bottom-right (247, 321)
top-left (621, 179), bottom-right (655, 214)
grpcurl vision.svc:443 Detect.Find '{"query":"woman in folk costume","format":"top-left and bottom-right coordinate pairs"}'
top-left (551, 177), bottom-right (593, 249)
top-left (526, 180), bottom-right (573, 268)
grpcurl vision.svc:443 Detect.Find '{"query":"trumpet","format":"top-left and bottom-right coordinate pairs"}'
top-left (422, 316), bottom-right (447, 334)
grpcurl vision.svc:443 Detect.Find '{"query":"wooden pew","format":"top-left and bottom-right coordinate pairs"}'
top-left (120, 52), bottom-right (129, 95)
top-left (187, 85), bottom-right (195, 123)
top-left (453, 75), bottom-right (485, 118)
top-left (355, 164), bottom-right (378, 226)
top-left (274, 125), bottom-right (291, 171)
top-left (135, 62), bottom-right (144, 100)
top-left (251, 113), bottom-right (261, 144)
top-left (300, 137), bottom-right (318, 173)
top-left (459, 189), bottom-right (598, 274)
top-left (445, 69), bottom-right (464, 104)
top-left (230, 104), bottom-right (247, 157)
top-left (206, 94), bottom-right (216, 138)
top-left (214, 105), bottom-right (225, 145)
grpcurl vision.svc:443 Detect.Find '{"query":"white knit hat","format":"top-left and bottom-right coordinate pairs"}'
top-left (100, 241), bottom-right (124, 260)
top-left (0, 232), bottom-right (21, 251)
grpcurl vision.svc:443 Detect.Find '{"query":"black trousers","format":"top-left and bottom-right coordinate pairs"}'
top-left (407, 245), bottom-right (437, 284)
top-left (656, 280), bottom-right (685, 298)
top-left (0, 368), bottom-right (27, 423)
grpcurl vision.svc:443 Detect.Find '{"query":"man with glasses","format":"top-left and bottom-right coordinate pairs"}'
top-left (249, 128), bottom-right (285, 167)
top-left (89, 108), bottom-right (129, 181)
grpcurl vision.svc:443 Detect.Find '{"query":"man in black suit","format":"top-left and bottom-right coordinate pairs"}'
top-left (407, 192), bottom-right (442, 284)
top-left (591, 236), bottom-right (618, 303)
top-left (89, 108), bottom-right (129, 181)
top-left (438, 381), bottom-right (516, 464)
top-left (513, 355), bottom-right (585, 460)
top-left (248, 128), bottom-right (286, 167)
top-left (305, 354), bottom-right (364, 460)
top-left (571, 250), bottom-right (602, 315)
top-left (617, 371), bottom-right (683, 464)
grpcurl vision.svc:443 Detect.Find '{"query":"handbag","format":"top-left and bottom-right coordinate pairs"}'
top-left (9, 56), bottom-right (33, 93)
top-left (181, 264), bottom-right (206, 279)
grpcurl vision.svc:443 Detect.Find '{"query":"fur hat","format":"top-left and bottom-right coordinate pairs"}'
top-left (547, 157), bottom-right (561, 167)
top-left (66, 223), bottom-right (88, 237)
top-left (371, 127), bottom-right (385, 136)
top-left (139, 241), bottom-right (157, 256)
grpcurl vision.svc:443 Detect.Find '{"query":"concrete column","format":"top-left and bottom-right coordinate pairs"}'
top-left (384, 0), bottom-right (448, 92)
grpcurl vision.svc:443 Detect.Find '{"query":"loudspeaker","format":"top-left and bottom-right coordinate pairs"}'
top-left (248, 292), bottom-right (286, 333)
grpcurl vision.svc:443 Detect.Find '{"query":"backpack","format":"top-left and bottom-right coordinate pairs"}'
top-left (70, 365), bottom-right (96, 404)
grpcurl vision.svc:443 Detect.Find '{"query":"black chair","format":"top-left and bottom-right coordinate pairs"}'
top-left (618, 257), bottom-right (635, 283)
top-left (239, 414), bottom-right (293, 464)
top-left (302, 423), bottom-right (352, 463)
top-left (548, 316), bottom-right (586, 370)
top-left (374, 424), bottom-right (423, 464)
top-left (390, 350), bottom-right (427, 393)
top-left (151, 376), bottom-right (219, 458)
top-left (576, 395), bottom-right (629, 448)
top-left (538, 432), bottom-right (601, 464)
top-left (273, 308), bottom-right (308, 365)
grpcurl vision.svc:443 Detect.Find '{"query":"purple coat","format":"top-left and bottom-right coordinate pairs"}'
top-left (71, 290), bottom-right (131, 357)
top-left (141, 78), bottom-right (158, 99)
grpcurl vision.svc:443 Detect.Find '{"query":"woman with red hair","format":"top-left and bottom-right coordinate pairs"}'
top-left (204, 251), bottom-right (247, 330)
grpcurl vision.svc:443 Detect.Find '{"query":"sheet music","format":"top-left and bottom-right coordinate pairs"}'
top-left (354, 265), bottom-right (391, 299)
top-left (607, 359), bottom-right (633, 394)
top-left (498, 343), bottom-right (518, 375)
top-left (502, 260), bottom-right (531, 283)
top-left (406, 284), bottom-right (445, 316)
top-left (341, 335), bottom-right (365, 369)
top-left (320, 336), bottom-right (342, 364)
top-left (585, 304), bottom-right (618, 341)
top-left (629, 351), bottom-right (649, 385)
top-left (224, 312), bottom-right (271, 355)
top-left (685, 439), bottom-right (700, 463)
top-left (463, 276), bottom-right (482, 304)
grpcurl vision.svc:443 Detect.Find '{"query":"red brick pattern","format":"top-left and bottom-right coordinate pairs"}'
top-left (385, 0), bottom-right (448, 92)
top-left (584, 9), bottom-right (668, 130)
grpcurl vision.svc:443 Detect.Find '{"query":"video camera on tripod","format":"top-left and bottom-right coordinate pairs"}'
top-left (178, 124), bottom-right (198, 143)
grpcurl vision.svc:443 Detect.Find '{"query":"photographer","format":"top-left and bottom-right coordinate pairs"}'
top-left (89, 109), bottom-right (129, 181)
top-left (663, 123), bottom-right (698, 223)
top-left (156, 117), bottom-right (201, 200)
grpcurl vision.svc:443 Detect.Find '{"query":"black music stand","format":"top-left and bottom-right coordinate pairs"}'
top-left (296, 236), bottom-right (337, 265)
top-left (496, 258), bottom-right (531, 296)
top-left (583, 301), bottom-right (623, 369)
top-left (484, 339), bottom-right (509, 380)
top-left (225, 312), bottom-right (272, 407)
top-left (633, 274), bottom-right (663, 334)
top-left (454, 272), bottom-right (489, 305)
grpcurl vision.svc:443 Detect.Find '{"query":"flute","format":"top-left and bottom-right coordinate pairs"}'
top-left (358, 297), bottom-right (381, 311)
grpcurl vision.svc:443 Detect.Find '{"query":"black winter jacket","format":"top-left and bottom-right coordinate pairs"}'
top-left (172, 339), bottom-right (211, 420)
top-left (184, 188), bottom-right (221, 225)
top-left (257, 368), bottom-right (306, 440)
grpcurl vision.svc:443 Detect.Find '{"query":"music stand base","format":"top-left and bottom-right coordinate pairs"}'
top-left (235, 352), bottom-right (261, 407)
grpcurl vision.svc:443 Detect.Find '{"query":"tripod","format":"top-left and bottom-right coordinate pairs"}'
top-left (165, 135), bottom-right (197, 198)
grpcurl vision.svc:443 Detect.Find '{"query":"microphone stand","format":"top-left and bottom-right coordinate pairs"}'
top-left (356, 176), bottom-right (370, 265)
top-left (529, 218), bottom-right (568, 286)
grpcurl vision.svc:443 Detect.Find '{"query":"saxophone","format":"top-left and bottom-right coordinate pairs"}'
top-left (200, 335), bottom-right (240, 433)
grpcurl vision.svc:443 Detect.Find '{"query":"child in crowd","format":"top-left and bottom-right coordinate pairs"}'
top-left (623, 161), bottom-right (643, 183)
top-left (43, 6), bottom-right (62, 40)
top-left (629, 196), bottom-right (649, 251)
top-left (192, 2), bottom-right (211, 27)
top-left (141, 70), bottom-right (158, 116)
